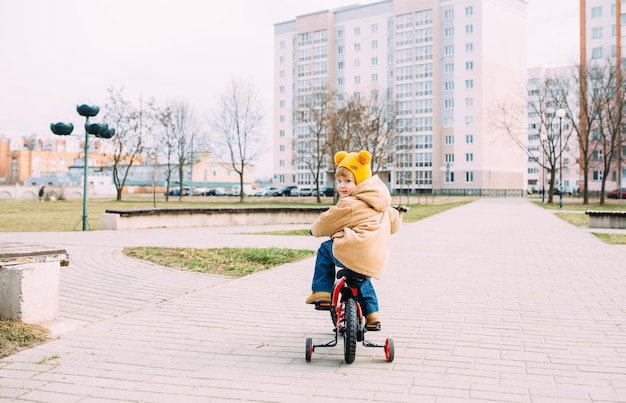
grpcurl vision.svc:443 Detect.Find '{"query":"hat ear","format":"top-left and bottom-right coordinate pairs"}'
top-left (356, 150), bottom-right (371, 165)
top-left (334, 151), bottom-right (348, 165)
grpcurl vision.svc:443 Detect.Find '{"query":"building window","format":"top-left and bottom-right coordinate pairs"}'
top-left (592, 27), bottom-right (603, 39)
top-left (446, 171), bottom-right (455, 183)
top-left (466, 79), bottom-right (474, 89)
top-left (445, 154), bottom-right (454, 163)
top-left (445, 135), bottom-right (454, 145)
top-left (466, 153), bottom-right (473, 162)
top-left (466, 61), bottom-right (474, 70)
top-left (592, 47), bottom-right (603, 59)
top-left (355, 76), bottom-right (361, 84)
top-left (591, 6), bottom-right (602, 18)
top-left (444, 9), bottom-right (454, 20)
top-left (372, 40), bottom-right (378, 49)
top-left (371, 23), bottom-right (378, 32)
top-left (466, 171), bottom-right (474, 182)
top-left (354, 43), bottom-right (361, 52)
top-left (444, 81), bottom-right (454, 91)
top-left (466, 42), bottom-right (473, 52)
top-left (444, 45), bottom-right (454, 55)
top-left (372, 73), bottom-right (378, 82)
top-left (372, 57), bottom-right (378, 65)
top-left (279, 130), bottom-right (285, 137)
top-left (465, 97), bottom-right (473, 107)
top-left (465, 116), bottom-right (473, 125)
top-left (444, 99), bottom-right (454, 109)
top-left (466, 134), bottom-right (474, 143)
top-left (592, 170), bottom-right (603, 181)
top-left (465, 24), bottom-right (473, 34)
top-left (279, 145), bottom-right (285, 152)
top-left (444, 27), bottom-right (454, 37)
top-left (466, 6), bottom-right (473, 16)
top-left (444, 63), bottom-right (454, 73)
top-left (338, 61), bottom-right (344, 70)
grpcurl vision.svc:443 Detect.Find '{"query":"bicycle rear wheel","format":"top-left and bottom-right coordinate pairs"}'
top-left (343, 298), bottom-right (358, 364)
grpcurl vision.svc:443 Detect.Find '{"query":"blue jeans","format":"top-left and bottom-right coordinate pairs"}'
top-left (311, 239), bottom-right (379, 316)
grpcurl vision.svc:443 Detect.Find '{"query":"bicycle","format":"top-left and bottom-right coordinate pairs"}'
top-left (305, 268), bottom-right (394, 364)
top-left (304, 205), bottom-right (407, 364)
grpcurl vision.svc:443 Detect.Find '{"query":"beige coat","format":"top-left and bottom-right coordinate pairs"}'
top-left (311, 175), bottom-right (401, 279)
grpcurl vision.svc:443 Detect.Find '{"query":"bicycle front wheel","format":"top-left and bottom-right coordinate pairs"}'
top-left (343, 298), bottom-right (358, 364)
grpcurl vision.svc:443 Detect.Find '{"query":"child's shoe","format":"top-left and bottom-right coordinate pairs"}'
top-left (365, 312), bottom-right (381, 331)
top-left (305, 291), bottom-right (331, 304)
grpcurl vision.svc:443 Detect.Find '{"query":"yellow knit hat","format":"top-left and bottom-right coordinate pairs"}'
top-left (334, 150), bottom-right (372, 185)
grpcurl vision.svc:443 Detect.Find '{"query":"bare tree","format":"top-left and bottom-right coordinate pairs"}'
top-left (153, 104), bottom-right (176, 201)
top-left (168, 100), bottom-right (199, 200)
top-left (350, 90), bottom-right (397, 177)
top-left (573, 58), bottom-right (626, 204)
top-left (492, 73), bottom-right (572, 204)
top-left (294, 91), bottom-right (333, 203)
top-left (101, 86), bottom-right (152, 201)
top-left (209, 79), bottom-right (264, 202)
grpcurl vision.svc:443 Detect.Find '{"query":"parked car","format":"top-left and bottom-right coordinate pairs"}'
top-left (254, 188), bottom-right (267, 197)
top-left (265, 187), bottom-right (280, 196)
top-left (607, 189), bottom-right (626, 199)
top-left (298, 187), bottom-right (313, 196)
top-left (278, 185), bottom-right (299, 196)
top-left (193, 187), bottom-right (209, 196)
top-left (207, 187), bottom-right (226, 196)
top-left (165, 187), bottom-right (190, 196)
top-left (313, 186), bottom-right (335, 197)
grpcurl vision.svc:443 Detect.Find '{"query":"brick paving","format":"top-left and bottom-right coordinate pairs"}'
top-left (0, 198), bottom-right (625, 402)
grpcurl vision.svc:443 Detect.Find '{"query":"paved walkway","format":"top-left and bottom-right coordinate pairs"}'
top-left (1, 198), bottom-right (625, 402)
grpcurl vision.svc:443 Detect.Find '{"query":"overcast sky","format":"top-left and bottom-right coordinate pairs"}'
top-left (0, 0), bottom-right (578, 176)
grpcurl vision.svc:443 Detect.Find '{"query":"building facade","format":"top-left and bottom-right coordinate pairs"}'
top-left (273, 0), bottom-right (528, 194)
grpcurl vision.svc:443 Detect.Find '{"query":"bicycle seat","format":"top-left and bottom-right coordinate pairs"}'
top-left (336, 268), bottom-right (368, 282)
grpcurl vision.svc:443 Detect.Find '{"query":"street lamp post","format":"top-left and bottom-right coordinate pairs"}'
top-left (51, 104), bottom-right (115, 231)
top-left (556, 108), bottom-right (565, 209)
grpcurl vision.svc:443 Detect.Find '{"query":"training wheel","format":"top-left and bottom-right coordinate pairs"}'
top-left (385, 338), bottom-right (394, 362)
top-left (305, 338), bottom-right (313, 362)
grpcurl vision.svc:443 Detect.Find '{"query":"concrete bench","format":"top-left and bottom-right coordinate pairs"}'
top-left (585, 210), bottom-right (626, 229)
top-left (0, 243), bottom-right (69, 324)
top-left (100, 206), bottom-right (329, 230)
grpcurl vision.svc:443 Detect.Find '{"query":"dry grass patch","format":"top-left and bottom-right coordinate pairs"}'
top-left (0, 320), bottom-right (49, 358)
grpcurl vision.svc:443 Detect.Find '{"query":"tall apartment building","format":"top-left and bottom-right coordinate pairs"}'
top-left (273, 0), bottom-right (528, 194)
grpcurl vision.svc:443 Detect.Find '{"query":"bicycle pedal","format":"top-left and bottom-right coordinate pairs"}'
top-left (315, 302), bottom-right (331, 311)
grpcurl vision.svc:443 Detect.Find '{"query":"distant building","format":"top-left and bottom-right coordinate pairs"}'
top-left (0, 135), bottom-right (255, 196)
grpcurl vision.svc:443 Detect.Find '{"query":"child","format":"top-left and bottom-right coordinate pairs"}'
top-left (306, 150), bottom-right (401, 331)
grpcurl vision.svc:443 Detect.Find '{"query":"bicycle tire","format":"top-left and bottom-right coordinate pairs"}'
top-left (343, 298), bottom-right (358, 364)
top-left (305, 337), bottom-right (313, 362)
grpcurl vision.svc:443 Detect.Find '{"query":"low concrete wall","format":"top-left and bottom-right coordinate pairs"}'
top-left (100, 206), bottom-right (329, 230)
top-left (0, 243), bottom-right (69, 324)
top-left (586, 210), bottom-right (626, 229)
